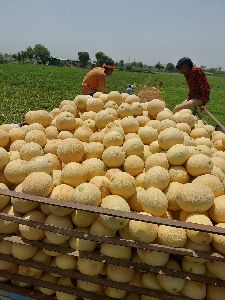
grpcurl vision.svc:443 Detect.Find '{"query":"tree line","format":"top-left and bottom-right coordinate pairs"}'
top-left (0, 44), bottom-right (224, 75)
top-left (0, 45), bottom-right (178, 72)
top-left (0, 44), bottom-right (114, 68)
top-left (12, 44), bottom-right (50, 64)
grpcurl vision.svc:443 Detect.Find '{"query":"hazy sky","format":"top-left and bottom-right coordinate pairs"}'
top-left (1, 0), bottom-right (225, 69)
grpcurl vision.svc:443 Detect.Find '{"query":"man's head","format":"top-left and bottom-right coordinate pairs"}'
top-left (103, 59), bottom-right (115, 76)
top-left (176, 57), bottom-right (193, 75)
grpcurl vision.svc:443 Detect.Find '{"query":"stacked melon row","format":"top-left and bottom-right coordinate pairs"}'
top-left (0, 91), bottom-right (225, 299)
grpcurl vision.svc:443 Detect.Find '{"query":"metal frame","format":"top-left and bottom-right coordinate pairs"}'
top-left (0, 189), bottom-right (224, 299)
top-left (203, 108), bottom-right (225, 133)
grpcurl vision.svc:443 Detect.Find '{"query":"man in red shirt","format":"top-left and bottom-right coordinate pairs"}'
top-left (173, 57), bottom-right (210, 113)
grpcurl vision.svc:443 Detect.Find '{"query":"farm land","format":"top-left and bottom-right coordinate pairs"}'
top-left (0, 63), bottom-right (225, 125)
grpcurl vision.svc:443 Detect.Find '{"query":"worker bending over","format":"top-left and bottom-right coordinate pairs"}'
top-left (82, 60), bottom-right (115, 95)
top-left (173, 57), bottom-right (210, 113)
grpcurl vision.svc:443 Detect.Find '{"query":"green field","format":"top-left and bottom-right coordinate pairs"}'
top-left (0, 64), bottom-right (225, 125)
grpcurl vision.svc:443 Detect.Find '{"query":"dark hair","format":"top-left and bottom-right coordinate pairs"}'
top-left (176, 57), bottom-right (193, 70)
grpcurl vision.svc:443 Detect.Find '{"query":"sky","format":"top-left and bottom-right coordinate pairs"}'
top-left (1, 0), bottom-right (225, 69)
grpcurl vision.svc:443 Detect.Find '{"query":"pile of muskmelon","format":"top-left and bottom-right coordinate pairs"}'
top-left (0, 91), bottom-right (225, 299)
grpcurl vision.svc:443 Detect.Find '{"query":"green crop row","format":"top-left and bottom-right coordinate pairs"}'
top-left (0, 64), bottom-right (225, 125)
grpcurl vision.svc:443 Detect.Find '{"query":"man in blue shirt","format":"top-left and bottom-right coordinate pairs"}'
top-left (126, 84), bottom-right (136, 95)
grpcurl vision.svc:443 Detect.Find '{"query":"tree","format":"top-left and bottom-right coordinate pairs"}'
top-left (118, 60), bottom-right (124, 70)
top-left (20, 51), bottom-right (27, 63)
top-left (131, 61), bottom-right (137, 68)
top-left (0, 53), bottom-right (3, 64)
top-left (26, 46), bottom-right (33, 61)
top-left (33, 44), bottom-right (50, 64)
top-left (165, 63), bottom-right (175, 72)
top-left (17, 52), bottom-right (22, 62)
top-left (125, 63), bottom-right (132, 71)
top-left (155, 62), bottom-right (164, 71)
top-left (95, 51), bottom-right (111, 66)
top-left (137, 62), bottom-right (143, 69)
top-left (12, 53), bottom-right (18, 61)
top-left (78, 52), bottom-right (90, 67)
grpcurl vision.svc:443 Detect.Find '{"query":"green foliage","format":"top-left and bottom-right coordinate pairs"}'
top-left (95, 51), bottom-right (112, 66)
top-left (123, 61), bottom-right (144, 72)
top-left (118, 60), bottom-right (124, 70)
top-left (155, 62), bottom-right (164, 71)
top-left (17, 52), bottom-right (22, 62)
top-left (33, 44), bottom-right (50, 64)
top-left (0, 54), bottom-right (6, 64)
top-left (78, 52), bottom-right (90, 67)
top-left (0, 64), bottom-right (225, 126)
top-left (125, 64), bottom-right (132, 71)
top-left (137, 62), bottom-right (143, 69)
top-left (12, 54), bottom-right (18, 60)
top-left (20, 50), bottom-right (27, 62)
top-left (26, 46), bottom-right (33, 60)
top-left (166, 63), bottom-right (176, 72)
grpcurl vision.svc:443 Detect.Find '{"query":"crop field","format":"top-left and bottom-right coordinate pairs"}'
top-left (0, 63), bottom-right (225, 125)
